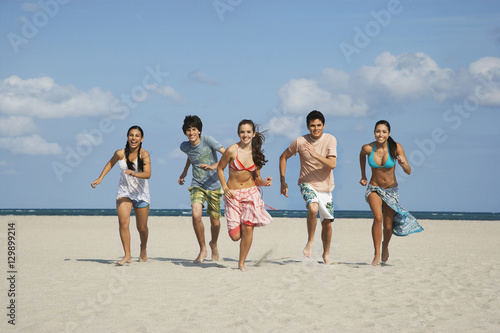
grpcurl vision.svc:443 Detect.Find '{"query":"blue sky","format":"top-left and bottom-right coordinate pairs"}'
top-left (1, 0), bottom-right (499, 212)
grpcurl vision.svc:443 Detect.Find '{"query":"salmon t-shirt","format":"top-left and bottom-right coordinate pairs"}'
top-left (287, 133), bottom-right (337, 192)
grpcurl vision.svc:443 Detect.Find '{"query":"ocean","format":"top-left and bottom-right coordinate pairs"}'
top-left (0, 209), bottom-right (499, 220)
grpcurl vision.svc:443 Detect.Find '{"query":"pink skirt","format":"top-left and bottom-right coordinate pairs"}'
top-left (224, 186), bottom-right (272, 237)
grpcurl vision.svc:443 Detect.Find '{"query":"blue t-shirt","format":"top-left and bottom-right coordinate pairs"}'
top-left (180, 135), bottom-right (223, 190)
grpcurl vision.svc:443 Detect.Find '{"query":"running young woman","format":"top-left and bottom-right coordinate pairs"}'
top-left (92, 125), bottom-right (151, 266)
top-left (217, 119), bottom-right (272, 272)
top-left (359, 120), bottom-right (423, 266)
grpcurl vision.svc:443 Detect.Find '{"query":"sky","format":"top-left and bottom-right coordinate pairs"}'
top-left (0, 0), bottom-right (499, 213)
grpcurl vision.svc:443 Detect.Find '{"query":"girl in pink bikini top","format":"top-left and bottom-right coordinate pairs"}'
top-left (229, 145), bottom-right (256, 172)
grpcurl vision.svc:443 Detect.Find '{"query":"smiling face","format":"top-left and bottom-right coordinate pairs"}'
top-left (307, 119), bottom-right (325, 140)
top-left (127, 128), bottom-right (144, 149)
top-left (185, 126), bottom-right (201, 145)
top-left (374, 124), bottom-right (390, 144)
top-left (238, 123), bottom-right (255, 145)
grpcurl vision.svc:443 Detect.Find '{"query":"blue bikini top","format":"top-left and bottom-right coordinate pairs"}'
top-left (368, 143), bottom-right (396, 168)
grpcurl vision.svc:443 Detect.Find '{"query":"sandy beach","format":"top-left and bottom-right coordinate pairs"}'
top-left (1, 215), bottom-right (499, 333)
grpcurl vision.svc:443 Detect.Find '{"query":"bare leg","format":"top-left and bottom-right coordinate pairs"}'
top-left (304, 203), bottom-right (319, 258)
top-left (134, 205), bottom-right (149, 262)
top-left (321, 219), bottom-right (332, 264)
top-left (209, 215), bottom-right (220, 261)
top-left (239, 224), bottom-right (254, 272)
top-left (382, 202), bottom-right (394, 263)
top-left (191, 203), bottom-right (207, 263)
top-left (367, 193), bottom-right (384, 266)
top-left (116, 198), bottom-right (133, 265)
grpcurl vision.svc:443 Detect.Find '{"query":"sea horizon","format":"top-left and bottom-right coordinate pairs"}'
top-left (0, 208), bottom-right (499, 221)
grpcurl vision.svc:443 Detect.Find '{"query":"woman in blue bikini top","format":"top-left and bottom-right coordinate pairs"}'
top-left (358, 120), bottom-right (413, 266)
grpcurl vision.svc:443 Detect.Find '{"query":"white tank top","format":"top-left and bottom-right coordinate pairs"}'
top-left (116, 158), bottom-right (150, 204)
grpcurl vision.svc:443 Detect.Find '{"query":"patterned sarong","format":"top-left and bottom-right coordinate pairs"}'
top-left (224, 186), bottom-right (272, 238)
top-left (365, 184), bottom-right (423, 236)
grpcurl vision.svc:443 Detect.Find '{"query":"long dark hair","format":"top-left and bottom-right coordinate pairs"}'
top-left (125, 125), bottom-right (144, 172)
top-left (375, 120), bottom-right (397, 160)
top-left (238, 119), bottom-right (267, 169)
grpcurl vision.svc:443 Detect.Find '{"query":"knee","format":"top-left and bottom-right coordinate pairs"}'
top-left (307, 203), bottom-right (319, 216)
top-left (372, 215), bottom-right (383, 226)
top-left (137, 225), bottom-right (148, 233)
top-left (321, 220), bottom-right (332, 228)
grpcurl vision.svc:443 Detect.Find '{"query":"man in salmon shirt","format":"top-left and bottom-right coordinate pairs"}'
top-left (279, 110), bottom-right (338, 264)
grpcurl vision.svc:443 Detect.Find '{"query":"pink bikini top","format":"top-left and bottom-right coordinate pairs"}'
top-left (229, 146), bottom-right (256, 172)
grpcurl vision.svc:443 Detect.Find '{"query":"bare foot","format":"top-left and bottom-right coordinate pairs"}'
top-left (139, 245), bottom-right (147, 262)
top-left (209, 241), bottom-right (219, 261)
top-left (116, 257), bottom-right (132, 266)
top-left (381, 244), bottom-right (389, 263)
top-left (371, 254), bottom-right (381, 266)
top-left (323, 253), bottom-right (331, 265)
top-left (193, 248), bottom-right (207, 264)
top-left (238, 264), bottom-right (247, 272)
top-left (303, 241), bottom-right (314, 258)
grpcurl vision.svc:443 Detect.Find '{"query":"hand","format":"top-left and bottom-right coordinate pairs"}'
top-left (359, 178), bottom-right (367, 186)
top-left (257, 177), bottom-right (272, 187)
top-left (223, 188), bottom-right (234, 199)
top-left (280, 181), bottom-right (289, 197)
top-left (91, 179), bottom-right (101, 188)
top-left (125, 170), bottom-right (134, 176)
top-left (199, 163), bottom-right (215, 170)
top-left (397, 155), bottom-right (407, 165)
top-left (178, 177), bottom-right (185, 185)
top-left (303, 141), bottom-right (315, 157)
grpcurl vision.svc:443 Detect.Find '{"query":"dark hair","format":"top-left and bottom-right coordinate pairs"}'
top-left (125, 125), bottom-right (144, 172)
top-left (374, 120), bottom-right (397, 160)
top-left (237, 119), bottom-right (268, 169)
top-left (182, 115), bottom-right (203, 134)
top-left (306, 110), bottom-right (325, 126)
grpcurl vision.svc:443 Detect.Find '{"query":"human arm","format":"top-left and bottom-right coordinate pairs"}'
top-left (254, 168), bottom-right (272, 187)
top-left (91, 150), bottom-right (121, 188)
top-left (396, 143), bottom-right (411, 175)
top-left (199, 146), bottom-right (226, 170)
top-left (178, 157), bottom-right (191, 185)
top-left (279, 149), bottom-right (293, 197)
top-left (303, 141), bottom-right (337, 169)
top-left (359, 144), bottom-right (370, 186)
top-left (124, 150), bottom-right (151, 179)
top-left (217, 145), bottom-right (235, 198)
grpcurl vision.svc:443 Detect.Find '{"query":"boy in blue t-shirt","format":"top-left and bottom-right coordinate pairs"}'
top-left (179, 115), bottom-right (225, 263)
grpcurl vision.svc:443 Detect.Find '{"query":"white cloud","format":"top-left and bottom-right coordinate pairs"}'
top-left (0, 76), bottom-right (117, 119)
top-left (267, 115), bottom-right (303, 140)
top-left (357, 52), bottom-right (455, 102)
top-left (0, 116), bottom-right (38, 136)
top-left (0, 134), bottom-right (62, 155)
top-left (469, 57), bottom-right (500, 106)
top-left (187, 71), bottom-right (220, 85)
top-left (150, 85), bottom-right (185, 104)
top-left (277, 78), bottom-right (369, 117)
top-left (276, 52), bottom-right (500, 125)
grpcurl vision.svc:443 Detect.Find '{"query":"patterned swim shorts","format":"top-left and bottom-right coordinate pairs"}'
top-left (188, 186), bottom-right (224, 219)
top-left (299, 183), bottom-right (334, 221)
